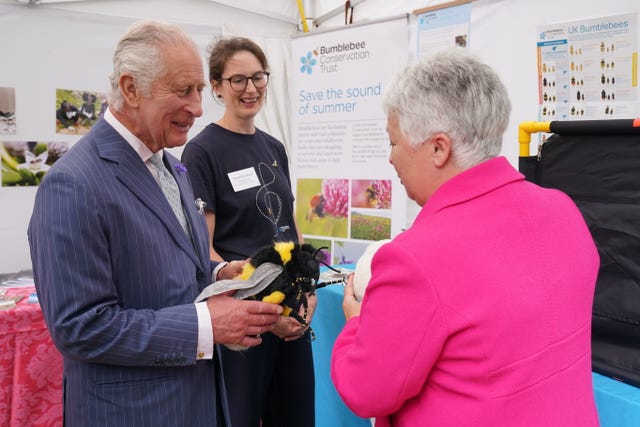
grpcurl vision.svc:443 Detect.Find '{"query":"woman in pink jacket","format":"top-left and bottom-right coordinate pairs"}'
top-left (330, 47), bottom-right (600, 427)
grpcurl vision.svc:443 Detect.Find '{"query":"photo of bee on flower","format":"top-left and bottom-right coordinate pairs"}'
top-left (350, 179), bottom-right (392, 241)
top-left (1, 141), bottom-right (69, 186)
top-left (296, 178), bottom-right (349, 238)
top-left (351, 179), bottom-right (391, 209)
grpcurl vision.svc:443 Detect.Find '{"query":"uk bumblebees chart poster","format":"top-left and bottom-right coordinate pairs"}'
top-left (537, 13), bottom-right (638, 121)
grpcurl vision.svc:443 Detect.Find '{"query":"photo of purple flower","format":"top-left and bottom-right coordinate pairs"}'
top-left (320, 179), bottom-right (349, 218)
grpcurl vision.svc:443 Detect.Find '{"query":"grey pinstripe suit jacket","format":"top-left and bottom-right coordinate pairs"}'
top-left (28, 117), bottom-right (229, 426)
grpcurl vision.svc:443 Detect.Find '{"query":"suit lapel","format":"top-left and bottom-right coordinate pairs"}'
top-left (165, 153), bottom-right (211, 272)
top-left (93, 119), bottom-right (203, 270)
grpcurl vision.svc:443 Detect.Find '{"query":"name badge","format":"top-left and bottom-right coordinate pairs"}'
top-left (228, 167), bottom-right (260, 192)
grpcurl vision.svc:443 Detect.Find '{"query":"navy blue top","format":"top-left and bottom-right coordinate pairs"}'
top-left (182, 123), bottom-right (298, 261)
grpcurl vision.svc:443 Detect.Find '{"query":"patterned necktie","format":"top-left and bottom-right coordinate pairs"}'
top-left (148, 151), bottom-right (190, 237)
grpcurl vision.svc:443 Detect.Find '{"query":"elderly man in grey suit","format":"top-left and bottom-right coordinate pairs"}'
top-left (28, 20), bottom-right (282, 427)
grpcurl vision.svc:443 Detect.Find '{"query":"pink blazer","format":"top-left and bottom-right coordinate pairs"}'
top-left (331, 157), bottom-right (600, 427)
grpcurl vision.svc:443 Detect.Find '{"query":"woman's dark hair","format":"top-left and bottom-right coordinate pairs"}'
top-left (207, 37), bottom-right (269, 82)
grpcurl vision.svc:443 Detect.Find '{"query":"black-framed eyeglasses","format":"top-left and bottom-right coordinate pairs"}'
top-left (220, 71), bottom-right (270, 92)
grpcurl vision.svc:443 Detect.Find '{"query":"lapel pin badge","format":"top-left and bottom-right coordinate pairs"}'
top-left (195, 198), bottom-right (207, 215)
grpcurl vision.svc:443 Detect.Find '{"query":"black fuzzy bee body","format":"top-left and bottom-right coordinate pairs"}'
top-left (239, 242), bottom-right (321, 326)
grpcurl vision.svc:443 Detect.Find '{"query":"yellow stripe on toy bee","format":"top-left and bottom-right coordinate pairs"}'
top-left (262, 291), bottom-right (285, 304)
top-left (274, 241), bottom-right (295, 264)
top-left (239, 263), bottom-right (256, 280)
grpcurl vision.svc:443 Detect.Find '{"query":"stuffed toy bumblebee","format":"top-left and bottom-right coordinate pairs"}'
top-left (236, 241), bottom-right (321, 324)
top-left (194, 241), bottom-right (323, 350)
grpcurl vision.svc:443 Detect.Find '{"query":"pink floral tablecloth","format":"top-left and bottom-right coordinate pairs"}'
top-left (0, 286), bottom-right (63, 427)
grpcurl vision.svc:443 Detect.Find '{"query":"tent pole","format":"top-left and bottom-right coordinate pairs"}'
top-left (296, 0), bottom-right (310, 32)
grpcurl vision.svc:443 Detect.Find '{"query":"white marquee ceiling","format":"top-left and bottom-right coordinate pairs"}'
top-left (12, 0), bottom-right (451, 31)
top-left (206, 0), bottom-right (370, 27)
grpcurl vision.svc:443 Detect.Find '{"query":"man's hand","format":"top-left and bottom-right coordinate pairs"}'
top-left (216, 260), bottom-right (246, 280)
top-left (342, 274), bottom-right (361, 320)
top-left (207, 295), bottom-right (282, 348)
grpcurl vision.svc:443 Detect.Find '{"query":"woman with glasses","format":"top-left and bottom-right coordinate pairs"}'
top-left (182, 37), bottom-right (316, 427)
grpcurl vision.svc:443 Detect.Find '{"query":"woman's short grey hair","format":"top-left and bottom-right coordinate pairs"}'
top-left (108, 20), bottom-right (198, 111)
top-left (382, 47), bottom-right (511, 169)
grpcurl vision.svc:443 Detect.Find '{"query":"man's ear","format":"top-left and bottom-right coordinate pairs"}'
top-left (430, 133), bottom-right (452, 168)
top-left (119, 75), bottom-right (141, 108)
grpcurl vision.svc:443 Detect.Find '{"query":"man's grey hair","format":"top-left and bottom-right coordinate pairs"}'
top-left (108, 20), bottom-right (199, 111)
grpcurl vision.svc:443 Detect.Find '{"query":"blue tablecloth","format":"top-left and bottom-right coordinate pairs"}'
top-left (311, 266), bottom-right (640, 427)
top-left (593, 372), bottom-right (640, 426)
top-left (311, 265), bottom-right (370, 427)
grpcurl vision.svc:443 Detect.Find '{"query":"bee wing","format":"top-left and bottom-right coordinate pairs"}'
top-left (193, 262), bottom-right (284, 302)
top-left (233, 263), bottom-right (284, 300)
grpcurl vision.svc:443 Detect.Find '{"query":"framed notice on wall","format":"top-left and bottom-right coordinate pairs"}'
top-left (414, 0), bottom-right (472, 57)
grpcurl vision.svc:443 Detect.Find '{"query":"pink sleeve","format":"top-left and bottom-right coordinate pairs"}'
top-left (330, 242), bottom-right (446, 418)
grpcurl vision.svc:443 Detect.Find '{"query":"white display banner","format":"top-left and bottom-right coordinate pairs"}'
top-left (290, 18), bottom-right (408, 265)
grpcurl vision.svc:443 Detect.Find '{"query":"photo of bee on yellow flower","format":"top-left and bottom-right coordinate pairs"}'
top-left (1, 141), bottom-right (69, 186)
